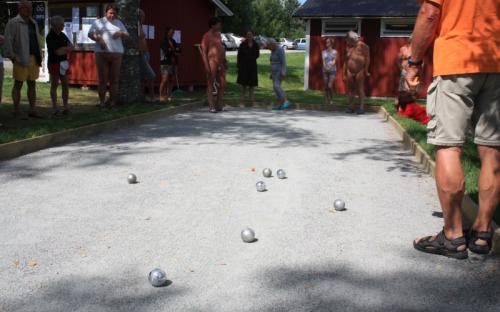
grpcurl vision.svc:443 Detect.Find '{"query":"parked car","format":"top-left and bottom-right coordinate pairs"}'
top-left (295, 38), bottom-right (307, 50)
top-left (280, 38), bottom-right (297, 50)
top-left (227, 33), bottom-right (244, 48)
top-left (221, 33), bottom-right (238, 51)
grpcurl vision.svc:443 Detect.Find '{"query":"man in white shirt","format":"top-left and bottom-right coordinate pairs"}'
top-left (88, 3), bottom-right (129, 109)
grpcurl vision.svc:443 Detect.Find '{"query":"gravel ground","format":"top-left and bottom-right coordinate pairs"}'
top-left (0, 108), bottom-right (498, 312)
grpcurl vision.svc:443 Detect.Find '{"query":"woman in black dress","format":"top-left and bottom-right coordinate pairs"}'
top-left (237, 31), bottom-right (260, 104)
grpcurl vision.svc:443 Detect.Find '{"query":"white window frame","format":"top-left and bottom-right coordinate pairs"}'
top-left (321, 18), bottom-right (361, 37)
top-left (380, 18), bottom-right (415, 38)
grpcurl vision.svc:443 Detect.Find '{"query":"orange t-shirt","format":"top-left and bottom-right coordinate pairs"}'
top-left (428, 0), bottom-right (500, 76)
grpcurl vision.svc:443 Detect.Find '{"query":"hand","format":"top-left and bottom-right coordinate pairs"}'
top-left (99, 39), bottom-right (108, 50)
top-left (405, 66), bottom-right (421, 94)
top-left (365, 71), bottom-right (371, 77)
top-left (66, 44), bottom-right (73, 52)
top-left (112, 31), bottom-right (122, 39)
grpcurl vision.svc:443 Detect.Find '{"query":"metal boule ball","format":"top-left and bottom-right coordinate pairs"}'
top-left (127, 173), bottom-right (137, 184)
top-left (262, 168), bottom-right (272, 178)
top-left (256, 181), bottom-right (266, 192)
top-left (148, 268), bottom-right (167, 287)
top-left (276, 169), bottom-right (286, 179)
top-left (334, 199), bottom-right (346, 211)
top-left (241, 228), bottom-right (256, 243)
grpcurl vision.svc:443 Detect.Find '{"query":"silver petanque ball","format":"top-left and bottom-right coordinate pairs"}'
top-left (148, 268), bottom-right (168, 287)
top-left (262, 168), bottom-right (273, 178)
top-left (241, 228), bottom-right (256, 243)
top-left (127, 173), bottom-right (137, 184)
top-left (334, 199), bottom-right (346, 211)
top-left (256, 181), bottom-right (266, 192)
top-left (276, 169), bottom-right (286, 179)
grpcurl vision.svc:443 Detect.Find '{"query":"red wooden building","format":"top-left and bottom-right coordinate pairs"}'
top-left (295, 0), bottom-right (432, 98)
top-left (45, 0), bottom-right (233, 87)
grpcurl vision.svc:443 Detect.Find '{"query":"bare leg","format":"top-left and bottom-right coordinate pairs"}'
top-left (50, 75), bottom-right (59, 112)
top-left (159, 74), bottom-right (167, 100)
top-left (356, 72), bottom-right (366, 111)
top-left (96, 53), bottom-right (109, 107)
top-left (109, 54), bottom-right (123, 107)
top-left (61, 75), bottom-right (69, 111)
top-left (216, 69), bottom-right (226, 110)
top-left (12, 80), bottom-right (23, 116)
top-left (167, 74), bottom-right (174, 99)
top-left (414, 146), bottom-right (467, 251)
top-left (26, 80), bottom-right (37, 113)
top-left (472, 145), bottom-right (500, 245)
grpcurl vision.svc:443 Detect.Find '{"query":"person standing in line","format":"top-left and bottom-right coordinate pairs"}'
top-left (46, 15), bottom-right (73, 116)
top-left (237, 30), bottom-right (259, 104)
top-left (88, 3), bottom-right (129, 110)
top-left (322, 37), bottom-right (337, 105)
top-left (159, 27), bottom-right (180, 102)
top-left (267, 39), bottom-right (290, 110)
top-left (138, 9), bottom-right (156, 101)
top-left (409, 0), bottom-right (500, 259)
top-left (200, 17), bottom-right (228, 113)
top-left (3, 0), bottom-right (43, 119)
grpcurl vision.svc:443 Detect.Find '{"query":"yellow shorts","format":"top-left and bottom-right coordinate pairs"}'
top-left (13, 55), bottom-right (40, 82)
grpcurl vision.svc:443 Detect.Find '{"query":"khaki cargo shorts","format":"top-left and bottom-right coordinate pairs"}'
top-left (426, 74), bottom-right (500, 147)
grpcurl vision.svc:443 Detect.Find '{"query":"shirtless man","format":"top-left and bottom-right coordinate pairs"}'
top-left (343, 31), bottom-right (370, 114)
top-left (200, 17), bottom-right (228, 113)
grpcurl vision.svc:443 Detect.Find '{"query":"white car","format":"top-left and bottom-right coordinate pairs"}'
top-left (226, 33), bottom-right (244, 48)
top-left (295, 38), bottom-right (307, 50)
top-left (280, 38), bottom-right (297, 50)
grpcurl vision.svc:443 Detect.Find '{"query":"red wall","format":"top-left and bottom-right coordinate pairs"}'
top-left (67, 0), bottom-right (214, 86)
top-left (308, 19), bottom-right (433, 98)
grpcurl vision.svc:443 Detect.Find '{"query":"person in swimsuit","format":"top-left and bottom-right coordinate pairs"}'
top-left (200, 17), bottom-right (228, 113)
top-left (322, 38), bottom-right (337, 105)
top-left (343, 31), bottom-right (370, 114)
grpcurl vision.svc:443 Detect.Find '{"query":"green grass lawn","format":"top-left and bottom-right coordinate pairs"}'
top-left (224, 52), bottom-right (387, 106)
top-left (0, 78), bottom-right (205, 145)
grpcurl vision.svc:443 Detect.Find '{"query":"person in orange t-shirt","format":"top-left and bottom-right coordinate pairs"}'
top-left (407, 0), bottom-right (500, 260)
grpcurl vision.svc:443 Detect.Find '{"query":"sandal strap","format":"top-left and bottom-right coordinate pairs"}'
top-left (470, 230), bottom-right (493, 247)
top-left (437, 230), bottom-right (466, 251)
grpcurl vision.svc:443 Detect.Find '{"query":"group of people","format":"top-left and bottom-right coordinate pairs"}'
top-left (0, 1), bottom-right (180, 120)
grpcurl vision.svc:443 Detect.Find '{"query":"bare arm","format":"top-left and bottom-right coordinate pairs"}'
top-left (397, 48), bottom-right (403, 70)
top-left (364, 44), bottom-right (370, 76)
top-left (411, 0), bottom-right (441, 61)
top-left (405, 0), bottom-right (441, 90)
top-left (200, 35), bottom-right (210, 73)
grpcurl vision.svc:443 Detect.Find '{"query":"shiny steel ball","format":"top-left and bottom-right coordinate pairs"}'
top-left (276, 169), bottom-right (286, 179)
top-left (256, 181), bottom-right (266, 192)
top-left (334, 199), bottom-right (346, 211)
top-left (127, 173), bottom-right (137, 184)
top-left (148, 268), bottom-right (167, 287)
top-left (241, 228), bottom-right (256, 243)
top-left (262, 168), bottom-right (272, 178)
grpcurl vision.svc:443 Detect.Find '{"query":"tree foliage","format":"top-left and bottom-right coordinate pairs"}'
top-left (223, 0), bottom-right (304, 39)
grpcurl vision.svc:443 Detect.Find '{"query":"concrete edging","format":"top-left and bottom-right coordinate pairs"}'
top-left (378, 106), bottom-right (500, 254)
top-left (0, 101), bottom-right (204, 162)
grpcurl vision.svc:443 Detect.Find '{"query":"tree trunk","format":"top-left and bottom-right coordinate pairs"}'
top-left (116, 0), bottom-right (142, 105)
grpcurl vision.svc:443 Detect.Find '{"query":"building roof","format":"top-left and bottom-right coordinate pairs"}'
top-left (294, 0), bottom-right (420, 18)
top-left (210, 0), bottom-right (234, 16)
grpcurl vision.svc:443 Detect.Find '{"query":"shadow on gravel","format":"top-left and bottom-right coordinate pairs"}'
top-left (330, 138), bottom-right (427, 178)
top-left (0, 109), bottom-right (342, 181)
top-left (256, 255), bottom-right (500, 312)
top-left (1, 273), bottom-right (188, 312)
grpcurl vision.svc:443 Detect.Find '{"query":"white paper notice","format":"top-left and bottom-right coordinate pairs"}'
top-left (64, 22), bottom-right (73, 42)
top-left (148, 25), bottom-right (155, 40)
top-left (173, 30), bottom-right (181, 43)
